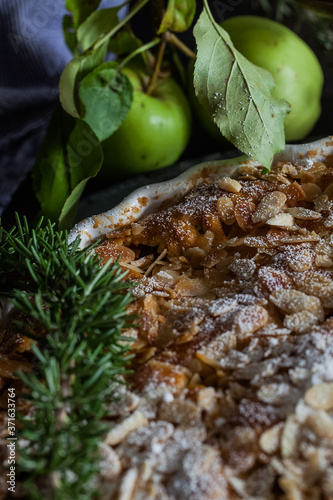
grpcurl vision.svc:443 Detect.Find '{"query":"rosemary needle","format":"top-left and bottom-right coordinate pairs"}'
top-left (0, 215), bottom-right (135, 500)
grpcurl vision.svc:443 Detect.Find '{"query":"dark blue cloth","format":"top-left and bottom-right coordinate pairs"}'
top-left (0, 0), bottom-right (126, 215)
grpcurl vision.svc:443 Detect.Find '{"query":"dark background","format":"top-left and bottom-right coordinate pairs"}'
top-left (2, 0), bottom-right (333, 228)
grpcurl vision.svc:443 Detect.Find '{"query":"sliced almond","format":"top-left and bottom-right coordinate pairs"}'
top-left (281, 181), bottom-right (306, 207)
top-left (286, 247), bottom-right (313, 272)
top-left (315, 253), bottom-right (333, 268)
top-left (302, 182), bottom-right (322, 202)
top-left (306, 410), bottom-right (333, 439)
top-left (283, 310), bottom-right (318, 334)
top-left (288, 207), bottom-right (321, 220)
top-left (174, 278), bottom-right (212, 297)
top-left (304, 383), bottom-right (333, 410)
top-left (294, 271), bottom-right (333, 307)
top-left (270, 289), bottom-right (324, 320)
top-left (259, 423), bottom-right (284, 455)
top-left (324, 181), bottom-right (333, 199)
top-left (266, 212), bottom-right (294, 228)
top-left (252, 191), bottom-right (286, 223)
top-left (299, 161), bottom-right (327, 183)
top-left (233, 305), bottom-right (269, 335)
top-left (281, 415), bottom-right (299, 458)
top-left (218, 177), bottom-right (242, 193)
top-left (235, 200), bottom-right (256, 232)
top-left (279, 162), bottom-right (299, 177)
top-left (184, 247), bottom-right (206, 267)
top-left (105, 411), bottom-right (148, 446)
top-left (217, 196), bottom-right (236, 225)
top-left (314, 194), bottom-right (333, 212)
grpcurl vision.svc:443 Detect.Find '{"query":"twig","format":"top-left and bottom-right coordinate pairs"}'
top-left (146, 36), bottom-right (167, 96)
top-left (164, 31), bottom-right (196, 60)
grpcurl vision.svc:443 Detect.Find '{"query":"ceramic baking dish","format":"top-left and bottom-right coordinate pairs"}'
top-left (69, 136), bottom-right (333, 248)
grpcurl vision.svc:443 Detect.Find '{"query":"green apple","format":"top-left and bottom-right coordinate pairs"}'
top-left (220, 16), bottom-right (324, 141)
top-left (100, 64), bottom-right (192, 179)
top-left (189, 16), bottom-right (323, 143)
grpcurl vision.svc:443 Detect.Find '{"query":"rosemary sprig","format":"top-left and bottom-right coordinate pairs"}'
top-left (0, 215), bottom-right (135, 500)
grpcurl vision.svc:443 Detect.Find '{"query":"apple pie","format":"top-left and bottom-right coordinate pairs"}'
top-left (93, 145), bottom-right (333, 499)
top-left (1, 142), bottom-right (333, 499)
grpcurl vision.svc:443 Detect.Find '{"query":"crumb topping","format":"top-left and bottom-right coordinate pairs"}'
top-left (2, 156), bottom-right (333, 499)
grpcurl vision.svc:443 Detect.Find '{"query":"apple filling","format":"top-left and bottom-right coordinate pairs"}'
top-left (93, 153), bottom-right (333, 499)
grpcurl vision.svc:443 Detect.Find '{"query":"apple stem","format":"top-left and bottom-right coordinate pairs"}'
top-left (146, 37), bottom-right (167, 96)
top-left (165, 31), bottom-right (196, 60)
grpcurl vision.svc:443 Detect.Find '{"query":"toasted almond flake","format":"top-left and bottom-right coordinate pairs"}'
top-left (279, 163), bottom-right (299, 177)
top-left (305, 383), bottom-right (333, 410)
top-left (324, 181), bottom-right (333, 199)
top-left (99, 442), bottom-right (121, 479)
top-left (306, 410), bottom-right (333, 439)
top-left (302, 182), bottom-right (322, 202)
top-left (196, 387), bottom-right (217, 412)
top-left (281, 415), bottom-right (299, 458)
top-left (263, 173), bottom-right (291, 185)
top-left (136, 347), bottom-right (157, 364)
top-left (158, 398), bottom-right (201, 426)
top-left (278, 232), bottom-right (320, 245)
top-left (259, 423), bottom-right (284, 455)
top-left (314, 194), bottom-right (333, 212)
top-left (235, 200), bottom-right (256, 231)
top-left (216, 196), bottom-right (236, 225)
top-left (105, 411), bottom-right (148, 446)
top-left (218, 177), bottom-right (242, 193)
top-left (236, 164), bottom-right (259, 177)
top-left (294, 271), bottom-right (333, 307)
top-left (324, 214), bottom-right (333, 228)
top-left (288, 207), bottom-right (321, 220)
top-left (252, 191), bottom-right (287, 223)
top-left (233, 305), bottom-right (269, 335)
top-left (266, 213), bottom-right (294, 228)
top-left (300, 160), bottom-right (327, 183)
top-left (196, 352), bottom-right (222, 369)
top-left (175, 324), bottom-right (200, 344)
top-left (118, 468), bottom-right (139, 500)
top-left (174, 278), bottom-right (212, 297)
top-left (132, 223), bottom-right (144, 235)
top-left (270, 289), bottom-right (324, 320)
top-left (315, 253), bottom-right (333, 268)
top-left (144, 248), bottom-right (168, 277)
top-left (283, 311), bottom-right (319, 334)
top-left (286, 247), bottom-right (313, 272)
top-left (184, 247), bottom-right (206, 267)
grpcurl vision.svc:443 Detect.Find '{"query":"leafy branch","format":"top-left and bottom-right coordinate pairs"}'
top-left (193, 0), bottom-right (290, 170)
top-left (0, 215), bottom-right (135, 500)
top-left (32, 0), bottom-right (293, 228)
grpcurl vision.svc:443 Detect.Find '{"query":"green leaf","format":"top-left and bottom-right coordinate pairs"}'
top-left (59, 40), bottom-right (108, 118)
top-left (58, 180), bottom-right (88, 231)
top-left (32, 106), bottom-right (70, 222)
top-left (59, 120), bottom-right (104, 229)
top-left (193, 7), bottom-right (291, 170)
top-left (108, 26), bottom-right (142, 56)
top-left (63, 14), bottom-right (78, 55)
top-left (78, 62), bottom-right (133, 141)
top-left (158, 0), bottom-right (196, 34)
top-left (67, 120), bottom-right (103, 188)
top-left (77, 6), bottom-right (121, 52)
top-left (66, 0), bottom-right (102, 28)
